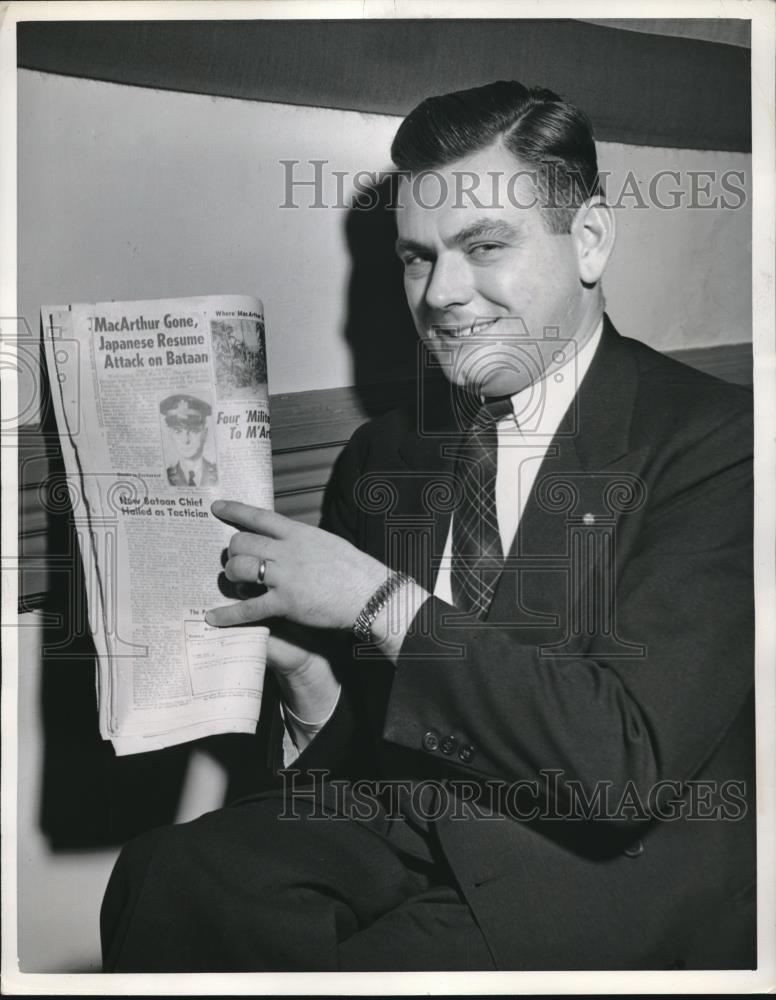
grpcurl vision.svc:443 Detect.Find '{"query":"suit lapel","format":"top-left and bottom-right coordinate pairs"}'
top-left (488, 316), bottom-right (645, 632)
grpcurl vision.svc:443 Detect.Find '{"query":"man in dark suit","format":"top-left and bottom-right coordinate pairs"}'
top-left (102, 81), bottom-right (754, 971)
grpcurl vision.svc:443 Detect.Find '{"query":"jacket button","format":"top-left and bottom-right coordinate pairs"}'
top-left (422, 730), bottom-right (440, 752)
top-left (458, 744), bottom-right (475, 763)
top-left (440, 735), bottom-right (457, 755)
top-left (623, 838), bottom-right (644, 858)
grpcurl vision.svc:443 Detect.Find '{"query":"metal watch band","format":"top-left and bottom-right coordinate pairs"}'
top-left (352, 571), bottom-right (412, 643)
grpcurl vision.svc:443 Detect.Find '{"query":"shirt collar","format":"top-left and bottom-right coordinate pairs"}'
top-left (502, 317), bottom-right (604, 434)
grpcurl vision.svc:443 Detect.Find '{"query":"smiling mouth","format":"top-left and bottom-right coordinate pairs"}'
top-left (431, 319), bottom-right (499, 339)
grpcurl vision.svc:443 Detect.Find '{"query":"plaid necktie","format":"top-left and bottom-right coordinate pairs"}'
top-left (451, 396), bottom-right (514, 617)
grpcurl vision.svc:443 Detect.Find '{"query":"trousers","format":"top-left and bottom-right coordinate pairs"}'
top-left (100, 788), bottom-right (496, 972)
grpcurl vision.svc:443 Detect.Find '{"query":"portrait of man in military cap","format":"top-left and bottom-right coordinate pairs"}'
top-left (159, 393), bottom-right (218, 489)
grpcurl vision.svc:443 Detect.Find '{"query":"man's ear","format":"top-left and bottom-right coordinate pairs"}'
top-left (571, 197), bottom-right (616, 284)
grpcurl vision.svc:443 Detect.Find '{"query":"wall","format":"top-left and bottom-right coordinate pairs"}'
top-left (15, 68), bottom-right (752, 972)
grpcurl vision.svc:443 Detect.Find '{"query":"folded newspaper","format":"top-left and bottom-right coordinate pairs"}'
top-left (42, 295), bottom-right (273, 755)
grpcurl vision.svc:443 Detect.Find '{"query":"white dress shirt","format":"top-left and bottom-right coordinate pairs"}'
top-left (281, 318), bottom-right (604, 764)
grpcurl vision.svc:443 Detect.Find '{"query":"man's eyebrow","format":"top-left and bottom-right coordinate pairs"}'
top-left (448, 218), bottom-right (524, 246)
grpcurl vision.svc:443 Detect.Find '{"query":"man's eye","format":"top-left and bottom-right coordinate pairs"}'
top-left (468, 242), bottom-right (503, 258)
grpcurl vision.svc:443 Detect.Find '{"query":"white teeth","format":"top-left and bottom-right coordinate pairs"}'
top-left (471, 319), bottom-right (497, 335)
top-left (433, 319), bottom-right (497, 338)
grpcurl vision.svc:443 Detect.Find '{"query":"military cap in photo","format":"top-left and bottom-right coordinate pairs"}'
top-left (159, 394), bottom-right (212, 428)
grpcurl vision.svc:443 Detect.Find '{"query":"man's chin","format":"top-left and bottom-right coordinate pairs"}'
top-left (434, 367), bottom-right (531, 400)
top-left (429, 340), bottom-right (543, 396)
top-left (439, 358), bottom-right (535, 397)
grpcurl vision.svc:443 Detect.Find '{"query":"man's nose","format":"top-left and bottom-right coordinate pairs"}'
top-left (423, 254), bottom-right (473, 312)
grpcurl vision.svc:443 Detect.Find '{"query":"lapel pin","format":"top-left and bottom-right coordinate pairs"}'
top-left (583, 513), bottom-right (596, 526)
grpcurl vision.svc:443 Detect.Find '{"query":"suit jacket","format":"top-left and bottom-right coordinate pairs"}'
top-left (290, 316), bottom-right (755, 970)
top-left (166, 458), bottom-right (218, 488)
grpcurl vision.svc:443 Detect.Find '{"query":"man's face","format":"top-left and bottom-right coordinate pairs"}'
top-left (396, 144), bottom-right (593, 397)
top-left (170, 421), bottom-right (207, 461)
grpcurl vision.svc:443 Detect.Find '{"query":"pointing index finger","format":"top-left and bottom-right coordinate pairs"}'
top-left (211, 500), bottom-right (288, 537)
top-left (206, 592), bottom-right (275, 627)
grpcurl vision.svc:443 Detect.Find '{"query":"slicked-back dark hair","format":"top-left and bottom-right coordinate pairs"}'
top-left (391, 80), bottom-right (603, 234)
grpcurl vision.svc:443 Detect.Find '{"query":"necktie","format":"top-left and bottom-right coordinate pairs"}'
top-left (451, 396), bottom-right (514, 617)
top-left (187, 470), bottom-right (196, 487)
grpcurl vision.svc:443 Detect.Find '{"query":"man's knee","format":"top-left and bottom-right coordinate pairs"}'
top-left (101, 824), bottom-right (173, 970)
top-left (101, 802), bottom-right (298, 964)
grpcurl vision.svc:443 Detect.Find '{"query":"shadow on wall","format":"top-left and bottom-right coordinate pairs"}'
top-left (343, 173), bottom-right (419, 414)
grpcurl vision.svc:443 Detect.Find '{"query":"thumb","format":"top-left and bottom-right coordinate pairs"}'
top-left (266, 634), bottom-right (311, 675)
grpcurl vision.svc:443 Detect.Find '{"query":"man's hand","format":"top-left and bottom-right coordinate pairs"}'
top-left (205, 500), bottom-right (389, 631)
top-left (264, 625), bottom-right (341, 729)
